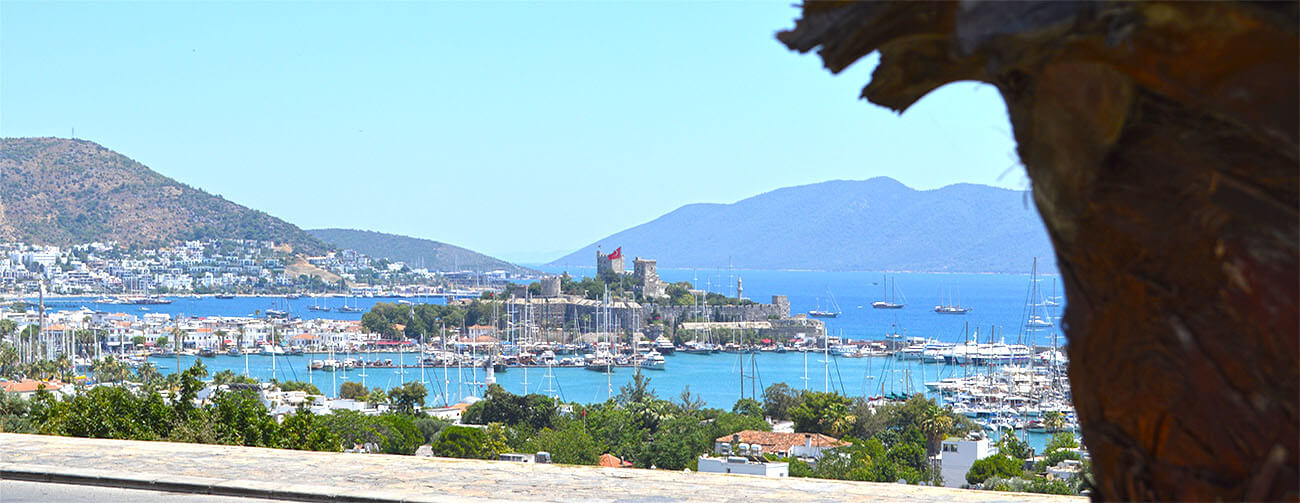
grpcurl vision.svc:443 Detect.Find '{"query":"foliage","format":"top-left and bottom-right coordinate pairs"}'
top-left (520, 421), bottom-right (600, 465)
top-left (983, 476), bottom-right (1077, 495)
top-left (319, 410), bottom-right (421, 455)
top-left (790, 391), bottom-right (855, 436)
top-left (967, 453), bottom-right (1024, 485)
top-left (339, 381), bottom-right (366, 400)
top-left (432, 426), bottom-right (493, 459)
top-left (761, 383), bottom-right (802, 420)
top-left (21, 360), bottom-right (340, 453)
top-left (462, 385), bottom-right (556, 430)
top-left (996, 434), bottom-right (1034, 460)
top-left (387, 382), bottom-right (427, 414)
top-left (413, 416), bottom-right (452, 445)
top-left (731, 398), bottom-right (763, 418)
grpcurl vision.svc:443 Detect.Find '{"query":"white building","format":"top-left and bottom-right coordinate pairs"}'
top-left (939, 435), bottom-right (998, 488)
top-left (696, 456), bottom-right (789, 478)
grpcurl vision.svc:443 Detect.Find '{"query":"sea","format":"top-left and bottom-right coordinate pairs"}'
top-left (33, 267), bottom-right (1067, 449)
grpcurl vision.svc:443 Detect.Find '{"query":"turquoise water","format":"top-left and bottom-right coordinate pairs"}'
top-left (48, 268), bottom-right (1066, 448)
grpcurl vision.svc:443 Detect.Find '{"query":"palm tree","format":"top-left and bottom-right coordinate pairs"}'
top-left (74, 329), bottom-right (95, 358)
top-left (1043, 410), bottom-right (1066, 433)
top-left (919, 403), bottom-right (955, 457)
top-left (137, 361), bottom-right (161, 386)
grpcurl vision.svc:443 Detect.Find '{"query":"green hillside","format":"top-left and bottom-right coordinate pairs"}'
top-left (0, 137), bottom-right (330, 254)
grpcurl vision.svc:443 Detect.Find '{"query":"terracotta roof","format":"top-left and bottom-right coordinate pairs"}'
top-left (597, 454), bottom-right (632, 468)
top-left (291, 334), bottom-right (318, 340)
top-left (44, 324), bottom-right (70, 331)
top-left (1, 379), bottom-right (63, 393)
top-left (714, 430), bottom-right (848, 454)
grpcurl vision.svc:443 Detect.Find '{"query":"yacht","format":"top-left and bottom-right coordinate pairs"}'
top-left (583, 354), bottom-right (614, 372)
top-left (872, 276), bottom-right (906, 309)
top-left (653, 336), bottom-right (676, 355)
top-left (640, 351), bottom-right (667, 370)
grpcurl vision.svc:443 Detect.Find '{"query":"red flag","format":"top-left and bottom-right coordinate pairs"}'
top-left (608, 247), bottom-right (622, 260)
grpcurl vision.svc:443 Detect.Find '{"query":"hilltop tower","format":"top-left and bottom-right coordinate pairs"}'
top-left (596, 247), bottom-right (625, 283)
top-left (633, 257), bottom-right (667, 300)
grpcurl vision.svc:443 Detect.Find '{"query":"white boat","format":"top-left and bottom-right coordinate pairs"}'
top-left (653, 336), bottom-right (676, 355)
top-left (640, 351), bottom-right (666, 370)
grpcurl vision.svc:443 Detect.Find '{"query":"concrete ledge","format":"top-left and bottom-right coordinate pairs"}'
top-left (0, 433), bottom-right (1081, 502)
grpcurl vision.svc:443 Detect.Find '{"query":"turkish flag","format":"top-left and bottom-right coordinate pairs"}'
top-left (608, 247), bottom-right (622, 260)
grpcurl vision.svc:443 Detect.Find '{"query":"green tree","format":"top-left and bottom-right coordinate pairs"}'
top-left (967, 453), bottom-right (1024, 485)
top-left (432, 426), bottom-right (491, 459)
top-left (761, 383), bottom-right (802, 421)
top-left (997, 434), bottom-right (1034, 460)
top-left (339, 381), bottom-right (366, 400)
top-left (918, 402), bottom-right (955, 456)
top-left (731, 398), bottom-right (763, 418)
top-left (387, 381), bottom-right (427, 414)
top-left (790, 392), bottom-right (855, 436)
top-left (520, 421), bottom-right (600, 465)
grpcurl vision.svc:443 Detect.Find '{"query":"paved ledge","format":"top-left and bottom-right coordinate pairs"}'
top-left (0, 433), bottom-right (1083, 502)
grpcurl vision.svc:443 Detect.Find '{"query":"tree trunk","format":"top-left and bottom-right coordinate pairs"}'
top-left (778, 2), bottom-right (1298, 500)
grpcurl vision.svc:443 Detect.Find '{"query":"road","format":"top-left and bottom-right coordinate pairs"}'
top-left (1, 480), bottom-right (284, 503)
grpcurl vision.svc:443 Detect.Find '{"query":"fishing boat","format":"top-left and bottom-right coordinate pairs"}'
top-left (226, 347), bottom-right (242, 357)
top-left (198, 348), bottom-right (217, 358)
top-left (871, 275), bottom-right (906, 309)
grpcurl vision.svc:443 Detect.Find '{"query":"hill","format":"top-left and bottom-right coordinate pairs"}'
top-left (549, 178), bottom-right (1057, 273)
top-left (0, 137), bottom-right (329, 253)
top-left (307, 228), bottom-right (536, 274)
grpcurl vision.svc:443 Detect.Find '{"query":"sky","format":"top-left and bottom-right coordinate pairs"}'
top-left (1, 2), bottom-right (1022, 263)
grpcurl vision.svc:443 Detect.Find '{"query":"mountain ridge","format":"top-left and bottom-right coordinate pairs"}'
top-left (0, 137), bottom-right (330, 254)
top-left (549, 177), bottom-right (1056, 273)
top-left (307, 228), bottom-right (537, 275)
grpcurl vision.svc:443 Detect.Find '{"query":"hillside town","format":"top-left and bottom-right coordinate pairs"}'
top-left (0, 239), bottom-right (519, 297)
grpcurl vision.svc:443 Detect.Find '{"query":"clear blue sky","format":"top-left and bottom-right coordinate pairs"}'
top-left (1, 1), bottom-right (1021, 263)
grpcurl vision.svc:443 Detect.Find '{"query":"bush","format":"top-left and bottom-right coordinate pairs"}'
top-left (521, 421), bottom-right (599, 465)
top-left (432, 426), bottom-right (492, 459)
top-left (967, 453), bottom-right (1024, 485)
top-left (339, 381), bottom-right (366, 400)
top-left (414, 417), bottom-right (452, 444)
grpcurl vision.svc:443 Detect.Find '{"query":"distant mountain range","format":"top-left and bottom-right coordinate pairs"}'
top-left (549, 178), bottom-right (1057, 273)
top-left (0, 137), bottom-right (330, 254)
top-left (307, 229), bottom-right (536, 274)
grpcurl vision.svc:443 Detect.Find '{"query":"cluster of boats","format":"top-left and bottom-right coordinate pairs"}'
top-left (927, 365), bottom-right (1077, 433)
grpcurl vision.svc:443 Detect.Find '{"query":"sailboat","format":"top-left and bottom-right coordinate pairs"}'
top-left (335, 296), bottom-right (361, 313)
top-left (808, 287), bottom-right (842, 318)
top-left (934, 285), bottom-right (971, 314)
top-left (871, 275), bottom-right (906, 309)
